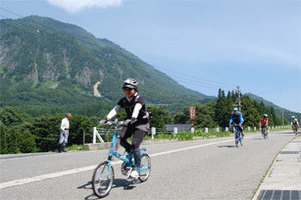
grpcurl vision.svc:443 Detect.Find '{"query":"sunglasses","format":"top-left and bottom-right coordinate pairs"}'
top-left (123, 88), bottom-right (132, 91)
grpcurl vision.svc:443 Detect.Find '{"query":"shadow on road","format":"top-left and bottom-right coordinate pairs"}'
top-left (84, 194), bottom-right (100, 200)
top-left (218, 145), bottom-right (237, 148)
top-left (253, 138), bottom-right (264, 140)
top-left (78, 181), bottom-right (93, 190)
top-left (79, 179), bottom-right (141, 199)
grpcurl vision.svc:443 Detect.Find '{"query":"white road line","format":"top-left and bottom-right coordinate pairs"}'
top-left (0, 138), bottom-right (234, 189)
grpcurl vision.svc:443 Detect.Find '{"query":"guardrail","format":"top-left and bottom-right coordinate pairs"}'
top-left (91, 125), bottom-right (291, 144)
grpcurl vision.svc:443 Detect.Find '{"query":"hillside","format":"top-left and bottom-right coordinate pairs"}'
top-left (0, 16), bottom-right (211, 116)
top-left (244, 93), bottom-right (301, 121)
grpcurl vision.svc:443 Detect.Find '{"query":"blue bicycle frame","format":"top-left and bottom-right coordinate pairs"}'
top-left (107, 128), bottom-right (148, 172)
top-left (234, 125), bottom-right (242, 142)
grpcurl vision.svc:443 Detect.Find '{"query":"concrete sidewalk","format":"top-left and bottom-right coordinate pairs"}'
top-left (253, 135), bottom-right (301, 200)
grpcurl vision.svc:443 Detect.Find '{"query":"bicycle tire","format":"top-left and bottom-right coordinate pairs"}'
top-left (139, 154), bottom-right (151, 182)
top-left (92, 161), bottom-right (114, 198)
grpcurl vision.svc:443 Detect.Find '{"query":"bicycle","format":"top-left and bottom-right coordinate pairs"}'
top-left (92, 119), bottom-right (151, 198)
top-left (261, 126), bottom-right (269, 139)
top-left (292, 124), bottom-right (298, 135)
top-left (231, 124), bottom-right (243, 147)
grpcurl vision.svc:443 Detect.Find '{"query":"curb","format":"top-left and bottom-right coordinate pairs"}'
top-left (252, 135), bottom-right (300, 200)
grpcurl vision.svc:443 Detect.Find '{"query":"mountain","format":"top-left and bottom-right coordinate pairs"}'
top-left (0, 16), bottom-right (214, 116)
top-left (244, 93), bottom-right (301, 121)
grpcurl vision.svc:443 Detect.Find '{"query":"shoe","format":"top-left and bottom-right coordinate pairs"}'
top-left (130, 168), bottom-right (140, 179)
top-left (62, 145), bottom-right (68, 152)
top-left (58, 144), bottom-right (62, 153)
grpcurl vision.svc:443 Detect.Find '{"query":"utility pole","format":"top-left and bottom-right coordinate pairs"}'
top-left (236, 85), bottom-right (242, 111)
top-left (281, 108), bottom-right (284, 126)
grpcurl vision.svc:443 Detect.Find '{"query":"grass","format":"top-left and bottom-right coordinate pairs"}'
top-left (67, 144), bottom-right (84, 151)
top-left (144, 126), bottom-right (291, 142)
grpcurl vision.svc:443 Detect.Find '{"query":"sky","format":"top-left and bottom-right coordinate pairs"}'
top-left (1, 0), bottom-right (300, 112)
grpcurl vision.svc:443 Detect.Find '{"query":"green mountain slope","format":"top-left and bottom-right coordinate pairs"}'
top-left (245, 93), bottom-right (301, 121)
top-left (0, 16), bottom-right (211, 116)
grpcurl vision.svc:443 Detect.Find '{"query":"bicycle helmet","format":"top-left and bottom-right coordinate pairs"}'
top-left (233, 107), bottom-right (238, 111)
top-left (263, 114), bottom-right (268, 118)
top-left (291, 116), bottom-right (295, 119)
top-left (123, 78), bottom-right (138, 90)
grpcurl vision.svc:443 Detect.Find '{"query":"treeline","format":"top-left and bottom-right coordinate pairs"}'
top-left (0, 107), bottom-right (95, 154)
top-left (0, 105), bottom-right (172, 154)
top-left (173, 89), bottom-right (286, 128)
top-left (0, 89), bottom-right (287, 154)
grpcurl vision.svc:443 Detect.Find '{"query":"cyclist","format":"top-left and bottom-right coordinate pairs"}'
top-left (259, 114), bottom-right (269, 138)
top-left (229, 107), bottom-right (244, 137)
top-left (291, 116), bottom-right (299, 134)
top-left (101, 78), bottom-right (150, 179)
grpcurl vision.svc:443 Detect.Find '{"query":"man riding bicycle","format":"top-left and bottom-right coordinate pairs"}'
top-left (229, 107), bottom-right (244, 137)
top-left (101, 78), bottom-right (150, 179)
top-left (291, 116), bottom-right (299, 134)
top-left (259, 114), bottom-right (269, 138)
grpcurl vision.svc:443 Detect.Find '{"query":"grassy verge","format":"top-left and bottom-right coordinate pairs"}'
top-left (143, 126), bottom-right (291, 142)
top-left (66, 144), bottom-right (84, 151)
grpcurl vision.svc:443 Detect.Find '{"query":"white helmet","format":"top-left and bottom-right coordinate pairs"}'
top-left (123, 78), bottom-right (138, 90)
top-left (263, 114), bottom-right (268, 117)
top-left (291, 116), bottom-right (295, 119)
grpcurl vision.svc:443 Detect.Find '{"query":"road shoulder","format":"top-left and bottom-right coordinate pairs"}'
top-left (252, 135), bottom-right (301, 200)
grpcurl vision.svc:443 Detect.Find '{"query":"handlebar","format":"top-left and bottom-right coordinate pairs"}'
top-left (99, 119), bottom-right (131, 126)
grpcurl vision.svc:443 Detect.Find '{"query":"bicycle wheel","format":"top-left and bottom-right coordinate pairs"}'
top-left (139, 154), bottom-right (151, 182)
top-left (121, 161), bottom-right (131, 176)
top-left (235, 131), bottom-right (239, 147)
top-left (92, 161), bottom-right (114, 198)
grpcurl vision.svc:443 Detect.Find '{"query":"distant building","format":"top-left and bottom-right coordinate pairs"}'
top-left (165, 124), bottom-right (191, 132)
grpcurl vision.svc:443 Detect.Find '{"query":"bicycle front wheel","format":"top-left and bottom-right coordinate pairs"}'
top-left (139, 154), bottom-right (151, 182)
top-left (92, 161), bottom-right (114, 198)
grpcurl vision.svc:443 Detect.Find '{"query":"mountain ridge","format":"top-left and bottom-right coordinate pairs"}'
top-left (0, 16), bottom-right (211, 116)
top-left (244, 93), bottom-right (301, 121)
top-left (0, 16), bottom-right (299, 120)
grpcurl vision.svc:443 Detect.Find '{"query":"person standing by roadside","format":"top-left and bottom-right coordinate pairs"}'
top-left (59, 113), bottom-right (72, 153)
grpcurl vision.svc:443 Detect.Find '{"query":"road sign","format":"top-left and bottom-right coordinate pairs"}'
top-left (190, 106), bottom-right (196, 120)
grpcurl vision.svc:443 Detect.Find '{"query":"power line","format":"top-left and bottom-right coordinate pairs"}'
top-left (0, 7), bottom-right (239, 94)
top-left (155, 65), bottom-right (237, 88)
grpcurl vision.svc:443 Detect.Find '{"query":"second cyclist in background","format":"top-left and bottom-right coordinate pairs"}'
top-left (291, 116), bottom-right (299, 135)
top-left (229, 107), bottom-right (244, 138)
top-left (259, 114), bottom-right (269, 139)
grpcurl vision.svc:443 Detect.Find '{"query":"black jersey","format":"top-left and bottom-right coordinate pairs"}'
top-left (117, 94), bottom-right (149, 126)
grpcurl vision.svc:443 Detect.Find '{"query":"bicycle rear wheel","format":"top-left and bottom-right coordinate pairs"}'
top-left (92, 161), bottom-right (114, 198)
top-left (139, 154), bottom-right (151, 182)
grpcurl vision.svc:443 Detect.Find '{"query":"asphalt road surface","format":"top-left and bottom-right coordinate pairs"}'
top-left (0, 131), bottom-right (294, 200)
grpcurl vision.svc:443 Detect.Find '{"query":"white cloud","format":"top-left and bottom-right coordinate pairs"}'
top-left (47, 0), bottom-right (123, 13)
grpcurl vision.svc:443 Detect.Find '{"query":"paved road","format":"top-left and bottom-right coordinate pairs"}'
top-left (0, 131), bottom-right (294, 200)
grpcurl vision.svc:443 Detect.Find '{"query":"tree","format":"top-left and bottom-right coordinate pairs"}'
top-left (195, 102), bottom-right (218, 128)
top-left (241, 96), bottom-right (260, 127)
top-left (0, 121), bottom-right (9, 154)
top-left (215, 89), bottom-right (232, 127)
top-left (148, 106), bottom-right (173, 129)
top-left (0, 106), bottom-right (32, 127)
top-left (174, 113), bottom-right (189, 124)
top-left (9, 122), bottom-right (36, 153)
top-left (31, 115), bottom-right (62, 152)
top-left (69, 115), bottom-right (94, 145)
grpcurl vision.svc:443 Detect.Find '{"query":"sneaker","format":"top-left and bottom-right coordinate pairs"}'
top-left (130, 168), bottom-right (140, 179)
